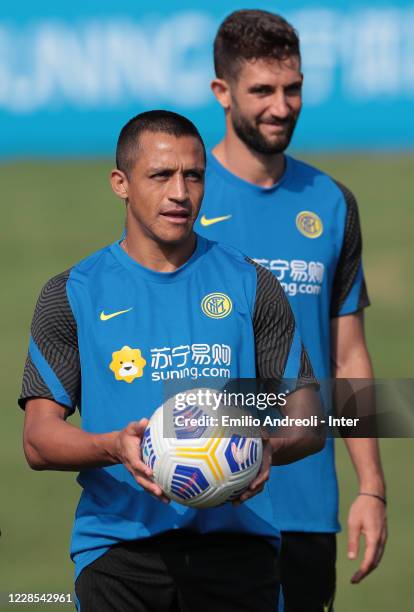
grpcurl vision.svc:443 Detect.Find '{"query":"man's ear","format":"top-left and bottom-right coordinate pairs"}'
top-left (211, 78), bottom-right (232, 111)
top-left (110, 169), bottom-right (129, 201)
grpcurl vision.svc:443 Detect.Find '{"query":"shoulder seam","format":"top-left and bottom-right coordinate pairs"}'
top-left (333, 180), bottom-right (358, 213)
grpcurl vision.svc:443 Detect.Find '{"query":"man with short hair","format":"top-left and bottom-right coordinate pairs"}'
top-left (196, 10), bottom-right (387, 611)
top-left (20, 110), bottom-right (322, 612)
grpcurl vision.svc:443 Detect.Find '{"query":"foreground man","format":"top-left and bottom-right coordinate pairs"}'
top-left (196, 10), bottom-right (387, 611)
top-left (20, 110), bottom-right (322, 612)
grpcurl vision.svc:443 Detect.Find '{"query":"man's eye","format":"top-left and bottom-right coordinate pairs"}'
top-left (251, 87), bottom-right (272, 96)
top-left (151, 172), bottom-right (170, 180)
top-left (186, 172), bottom-right (202, 181)
top-left (286, 84), bottom-right (302, 94)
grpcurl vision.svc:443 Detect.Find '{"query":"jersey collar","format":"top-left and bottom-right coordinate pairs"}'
top-left (110, 234), bottom-right (208, 284)
top-left (207, 151), bottom-right (293, 195)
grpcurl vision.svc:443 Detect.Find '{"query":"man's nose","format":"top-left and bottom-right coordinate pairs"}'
top-left (168, 173), bottom-right (188, 203)
top-left (269, 91), bottom-right (290, 119)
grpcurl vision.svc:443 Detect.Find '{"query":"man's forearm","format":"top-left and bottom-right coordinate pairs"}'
top-left (24, 401), bottom-right (164, 499)
top-left (270, 386), bottom-right (325, 465)
top-left (24, 415), bottom-right (119, 471)
top-left (334, 332), bottom-right (385, 497)
top-left (343, 437), bottom-right (385, 495)
top-left (270, 434), bottom-right (323, 465)
top-left (336, 378), bottom-right (385, 496)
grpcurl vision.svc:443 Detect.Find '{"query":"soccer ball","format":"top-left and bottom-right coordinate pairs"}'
top-left (142, 390), bottom-right (263, 508)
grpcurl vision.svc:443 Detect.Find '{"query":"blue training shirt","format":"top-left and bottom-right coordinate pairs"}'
top-left (19, 235), bottom-right (316, 579)
top-left (195, 153), bottom-right (370, 532)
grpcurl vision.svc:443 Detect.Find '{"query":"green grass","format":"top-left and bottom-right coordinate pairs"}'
top-left (1, 156), bottom-right (413, 611)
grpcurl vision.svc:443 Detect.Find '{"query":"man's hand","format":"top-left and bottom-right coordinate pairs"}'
top-left (114, 419), bottom-right (170, 504)
top-left (347, 494), bottom-right (387, 583)
top-left (23, 400), bottom-right (170, 504)
top-left (232, 414), bottom-right (325, 506)
top-left (232, 438), bottom-right (273, 505)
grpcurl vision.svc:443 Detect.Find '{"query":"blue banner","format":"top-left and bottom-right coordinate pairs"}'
top-left (1, 0), bottom-right (413, 155)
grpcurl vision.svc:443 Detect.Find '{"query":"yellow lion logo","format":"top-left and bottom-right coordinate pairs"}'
top-left (109, 346), bottom-right (146, 383)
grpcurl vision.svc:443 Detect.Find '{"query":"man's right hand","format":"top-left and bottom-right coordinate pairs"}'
top-left (24, 399), bottom-right (170, 503)
top-left (113, 419), bottom-right (170, 503)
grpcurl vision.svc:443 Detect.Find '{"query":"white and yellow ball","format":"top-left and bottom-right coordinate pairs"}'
top-left (142, 390), bottom-right (262, 508)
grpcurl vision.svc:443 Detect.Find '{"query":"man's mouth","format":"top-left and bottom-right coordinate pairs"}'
top-left (160, 209), bottom-right (191, 225)
top-left (261, 121), bottom-right (289, 131)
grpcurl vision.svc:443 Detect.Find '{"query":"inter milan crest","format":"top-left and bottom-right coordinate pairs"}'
top-left (296, 211), bottom-right (323, 239)
top-left (201, 293), bottom-right (233, 319)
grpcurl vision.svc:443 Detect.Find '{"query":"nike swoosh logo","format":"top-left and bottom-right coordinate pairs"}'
top-left (200, 214), bottom-right (232, 227)
top-left (100, 308), bottom-right (133, 321)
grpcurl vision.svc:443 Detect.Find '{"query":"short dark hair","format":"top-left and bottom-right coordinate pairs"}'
top-left (116, 110), bottom-right (206, 176)
top-left (214, 10), bottom-right (300, 81)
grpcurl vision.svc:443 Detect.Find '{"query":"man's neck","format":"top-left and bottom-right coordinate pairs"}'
top-left (122, 227), bottom-right (197, 273)
top-left (212, 135), bottom-right (285, 188)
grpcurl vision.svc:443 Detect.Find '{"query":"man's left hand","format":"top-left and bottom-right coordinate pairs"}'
top-left (232, 438), bottom-right (274, 505)
top-left (347, 494), bottom-right (387, 583)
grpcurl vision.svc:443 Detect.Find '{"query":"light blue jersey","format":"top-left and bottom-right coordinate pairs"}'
top-left (196, 153), bottom-right (370, 532)
top-left (20, 235), bottom-right (316, 579)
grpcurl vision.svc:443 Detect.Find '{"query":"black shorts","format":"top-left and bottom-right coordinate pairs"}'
top-left (75, 530), bottom-right (280, 612)
top-left (280, 531), bottom-right (336, 612)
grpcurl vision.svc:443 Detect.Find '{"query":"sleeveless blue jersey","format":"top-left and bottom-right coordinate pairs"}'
top-left (19, 235), bottom-right (316, 579)
top-left (196, 153), bottom-right (370, 532)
